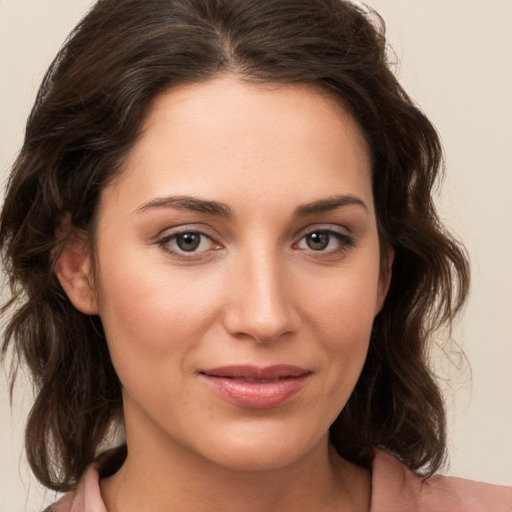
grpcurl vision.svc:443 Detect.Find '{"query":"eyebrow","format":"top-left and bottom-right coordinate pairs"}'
top-left (134, 196), bottom-right (232, 217)
top-left (134, 193), bottom-right (367, 218)
top-left (293, 194), bottom-right (368, 217)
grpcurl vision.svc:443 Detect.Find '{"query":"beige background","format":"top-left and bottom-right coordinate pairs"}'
top-left (1, 0), bottom-right (511, 510)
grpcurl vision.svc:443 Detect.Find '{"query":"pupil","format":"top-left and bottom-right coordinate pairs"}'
top-left (177, 233), bottom-right (200, 251)
top-left (307, 232), bottom-right (329, 250)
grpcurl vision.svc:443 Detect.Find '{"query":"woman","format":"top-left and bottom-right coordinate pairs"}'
top-left (1, 0), bottom-right (510, 510)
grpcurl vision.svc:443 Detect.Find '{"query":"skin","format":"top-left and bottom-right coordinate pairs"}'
top-left (56, 77), bottom-right (392, 512)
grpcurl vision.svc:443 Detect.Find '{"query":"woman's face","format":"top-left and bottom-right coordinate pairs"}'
top-left (82, 77), bottom-right (390, 471)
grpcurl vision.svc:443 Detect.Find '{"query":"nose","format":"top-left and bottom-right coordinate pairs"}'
top-left (223, 249), bottom-right (298, 344)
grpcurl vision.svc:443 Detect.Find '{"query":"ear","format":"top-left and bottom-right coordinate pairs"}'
top-left (375, 247), bottom-right (394, 315)
top-left (54, 236), bottom-right (98, 315)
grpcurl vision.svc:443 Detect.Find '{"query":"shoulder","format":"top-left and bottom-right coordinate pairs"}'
top-left (41, 465), bottom-right (106, 512)
top-left (42, 446), bottom-right (126, 512)
top-left (370, 449), bottom-right (512, 512)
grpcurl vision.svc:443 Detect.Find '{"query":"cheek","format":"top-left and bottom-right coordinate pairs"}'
top-left (98, 249), bottom-right (214, 329)
top-left (94, 248), bottom-right (224, 385)
top-left (301, 261), bottom-right (382, 336)
top-left (298, 262), bottom-right (381, 392)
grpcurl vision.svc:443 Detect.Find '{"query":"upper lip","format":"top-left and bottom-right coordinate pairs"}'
top-left (199, 365), bottom-right (310, 380)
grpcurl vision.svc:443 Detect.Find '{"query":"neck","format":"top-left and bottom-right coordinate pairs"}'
top-left (100, 397), bottom-right (371, 512)
top-left (101, 433), bottom-right (370, 512)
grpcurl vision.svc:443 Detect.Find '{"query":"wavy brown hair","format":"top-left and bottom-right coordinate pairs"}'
top-left (1, 0), bottom-right (469, 492)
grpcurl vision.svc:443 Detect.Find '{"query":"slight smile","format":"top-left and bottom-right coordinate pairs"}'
top-left (199, 365), bottom-right (312, 409)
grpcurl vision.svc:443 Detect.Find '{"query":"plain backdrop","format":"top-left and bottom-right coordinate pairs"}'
top-left (1, 1), bottom-right (511, 510)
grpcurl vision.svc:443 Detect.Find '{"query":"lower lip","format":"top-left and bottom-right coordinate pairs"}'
top-left (201, 374), bottom-right (309, 409)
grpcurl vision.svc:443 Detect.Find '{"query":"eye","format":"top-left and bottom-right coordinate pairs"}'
top-left (174, 232), bottom-right (205, 252)
top-left (304, 231), bottom-right (331, 251)
top-left (157, 230), bottom-right (220, 257)
top-left (295, 229), bottom-right (355, 253)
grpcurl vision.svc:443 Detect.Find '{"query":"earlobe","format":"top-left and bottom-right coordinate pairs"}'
top-left (54, 239), bottom-right (98, 315)
top-left (375, 248), bottom-right (394, 315)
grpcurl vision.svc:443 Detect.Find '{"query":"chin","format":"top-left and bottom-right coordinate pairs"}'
top-left (189, 423), bottom-right (327, 473)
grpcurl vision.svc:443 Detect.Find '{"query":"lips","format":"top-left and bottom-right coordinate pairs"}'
top-left (199, 365), bottom-right (311, 409)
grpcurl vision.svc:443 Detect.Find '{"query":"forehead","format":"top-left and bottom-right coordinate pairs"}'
top-left (102, 77), bottom-right (373, 215)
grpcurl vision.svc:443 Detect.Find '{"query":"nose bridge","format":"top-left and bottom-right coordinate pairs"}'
top-left (224, 244), bottom-right (295, 343)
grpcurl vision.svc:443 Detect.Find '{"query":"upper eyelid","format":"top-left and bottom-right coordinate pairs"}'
top-left (297, 228), bottom-right (354, 244)
top-left (294, 223), bottom-right (353, 239)
top-left (159, 231), bottom-right (212, 244)
top-left (155, 224), bottom-right (218, 241)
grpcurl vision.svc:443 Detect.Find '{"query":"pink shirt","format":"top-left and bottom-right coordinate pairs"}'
top-left (47, 449), bottom-right (512, 511)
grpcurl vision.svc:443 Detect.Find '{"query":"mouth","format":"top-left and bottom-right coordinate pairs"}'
top-left (199, 365), bottom-right (311, 409)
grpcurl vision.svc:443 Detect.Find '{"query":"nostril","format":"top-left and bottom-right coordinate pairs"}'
top-left (222, 263), bottom-right (298, 342)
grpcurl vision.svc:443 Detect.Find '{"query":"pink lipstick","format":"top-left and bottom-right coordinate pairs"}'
top-left (199, 365), bottom-right (310, 409)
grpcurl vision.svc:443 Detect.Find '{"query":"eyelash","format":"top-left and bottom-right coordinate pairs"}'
top-left (156, 227), bottom-right (355, 260)
top-left (294, 228), bottom-right (356, 257)
top-left (156, 230), bottom-right (220, 261)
